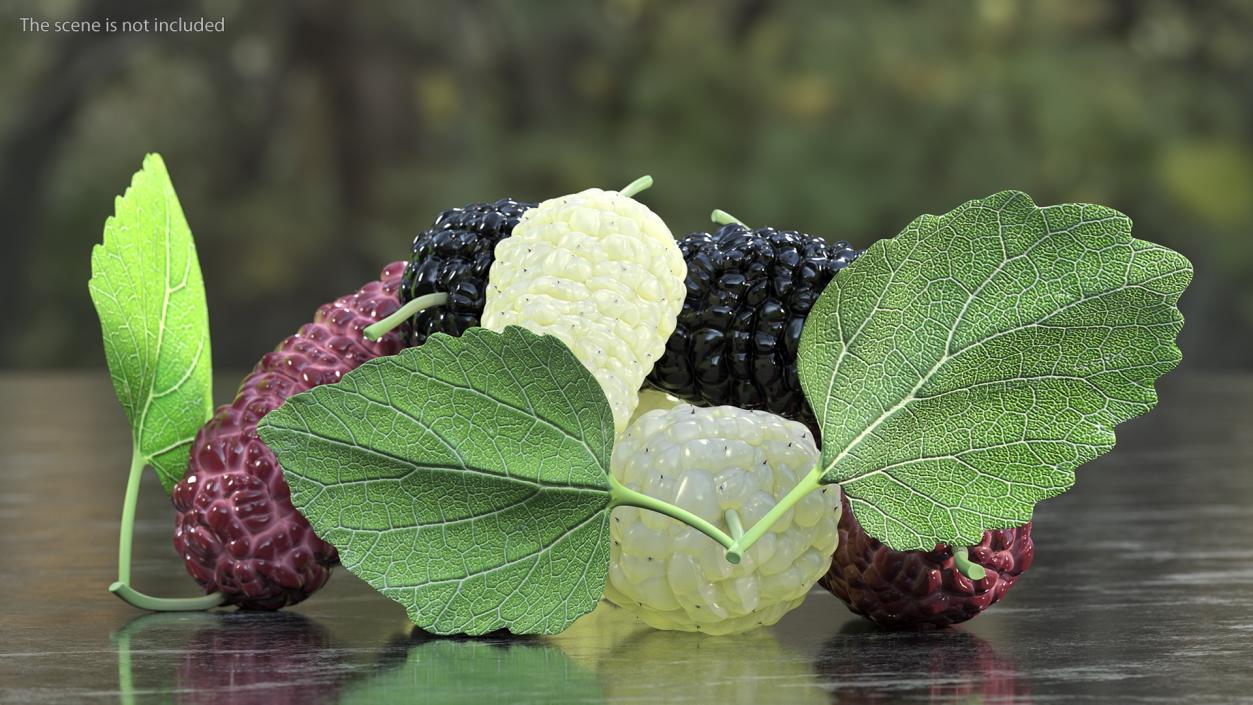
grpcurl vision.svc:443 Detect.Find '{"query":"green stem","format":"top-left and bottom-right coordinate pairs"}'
top-left (111, 447), bottom-right (225, 611)
top-left (710, 209), bottom-right (746, 227)
top-left (724, 508), bottom-right (744, 541)
top-left (609, 476), bottom-right (734, 552)
top-left (724, 463), bottom-right (823, 564)
top-left (953, 546), bottom-right (987, 581)
top-left (109, 582), bottom-right (225, 611)
top-left (116, 449), bottom-right (144, 586)
top-left (619, 175), bottom-right (653, 198)
top-left (363, 292), bottom-right (449, 341)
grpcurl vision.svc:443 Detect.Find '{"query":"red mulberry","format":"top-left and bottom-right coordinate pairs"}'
top-left (820, 496), bottom-right (1034, 628)
top-left (171, 262), bottom-right (408, 609)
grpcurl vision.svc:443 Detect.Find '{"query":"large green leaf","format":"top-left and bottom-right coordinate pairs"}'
top-left (258, 326), bottom-right (615, 635)
top-left (89, 153), bottom-right (213, 492)
top-left (798, 191), bottom-right (1191, 551)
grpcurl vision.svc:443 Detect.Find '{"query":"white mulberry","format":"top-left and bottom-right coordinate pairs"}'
top-left (481, 186), bottom-right (686, 434)
top-left (605, 404), bottom-right (841, 634)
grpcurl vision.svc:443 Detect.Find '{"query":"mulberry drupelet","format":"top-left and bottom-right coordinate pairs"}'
top-left (172, 262), bottom-right (408, 609)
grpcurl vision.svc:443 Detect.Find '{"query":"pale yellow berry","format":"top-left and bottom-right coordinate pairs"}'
top-left (605, 404), bottom-right (841, 635)
top-left (482, 188), bottom-right (686, 435)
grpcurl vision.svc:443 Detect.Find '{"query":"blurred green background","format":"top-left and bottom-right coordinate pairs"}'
top-left (1, 0), bottom-right (1248, 369)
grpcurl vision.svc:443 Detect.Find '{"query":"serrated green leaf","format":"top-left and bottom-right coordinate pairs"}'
top-left (339, 639), bottom-right (605, 705)
top-left (258, 326), bottom-right (616, 635)
top-left (89, 153), bottom-right (213, 492)
top-left (798, 191), bottom-right (1191, 551)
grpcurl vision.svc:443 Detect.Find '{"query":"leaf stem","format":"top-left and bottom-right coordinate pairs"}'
top-left (363, 292), bottom-right (450, 341)
top-left (608, 476), bottom-right (734, 552)
top-left (710, 209), bottom-right (746, 227)
top-left (116, 449), bottom-right (144, 586)
top-left (953, 546), bottom-right (987, 581)
top-left (111, 447), bottom-right (225, 611)
top-left (618, 175), bottom-right (653, 198)
top-left (725, 463), bottom-right (824, 564)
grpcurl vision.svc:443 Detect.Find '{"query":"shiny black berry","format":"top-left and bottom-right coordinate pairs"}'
top-left (400, 199), bottom-right (534, 345)
top-left (647, 223), bottom-right (861, 433)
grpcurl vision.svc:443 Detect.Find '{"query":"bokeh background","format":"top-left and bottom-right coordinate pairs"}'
top-left (1, 0), bottom-right (1249, 370)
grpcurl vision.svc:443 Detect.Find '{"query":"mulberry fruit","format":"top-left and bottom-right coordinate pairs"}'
top-left (648, 220), bottom-right (860, 433)
top-left (399, 198), bottom-right (534, 346)
top-left (481, 178), bottom-right (687, 434)
top-left (172, 262), bottom-right (408, 609)
top-left (820, 495), bottom-right (1034, 629)
top-left (604, 404), bottom-right (841, 634)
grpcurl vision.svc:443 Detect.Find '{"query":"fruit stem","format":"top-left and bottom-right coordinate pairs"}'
top-left (724, 508), bottom-right (744, 541)
top-left (363, 292), bottom-right (450, 341)
top-left (953, 546), bottom-right (988, 581)
top-left (111, 447), bottom-right (225, 612)
top-left (609, 475), bottom-right (735, 552)
top-left (710, 209), bottom-right (746, 227)
top-left (619, 175), bottom-right (654, 199)
top-left (725, 463), bottom-right (823, 564)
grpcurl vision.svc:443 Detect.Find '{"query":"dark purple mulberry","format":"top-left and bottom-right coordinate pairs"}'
top-left (400, 199), bottom-right (533, 345)
top-left (820, 495), bottom-right (1034, 629)
top-left (172, 262), bottom-right (408, 610)
top-left (647, 224), bottom-right (860, 432)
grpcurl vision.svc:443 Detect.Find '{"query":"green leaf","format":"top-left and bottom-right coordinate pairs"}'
top-left (258, 326), bottom-right (616, 635)
top-left (89, 153), bottom-right (213, 492)
top-left (798, 191), bottom-right (1191, 551)
top-left (339, 639), bottom-right (605, 705)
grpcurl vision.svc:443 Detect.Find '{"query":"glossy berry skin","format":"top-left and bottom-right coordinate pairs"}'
top-left (820, 496), bottom-right (1034, 629)
top-left (648, 224), bottom-right (860, 433)
top-left (400, 199), bottom-right (534, 346)
top-left (172, 262), bottom-right (408, 610)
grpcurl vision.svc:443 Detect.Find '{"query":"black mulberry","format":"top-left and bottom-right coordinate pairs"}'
top-left (400, 199), bottom-right (534, 345)
top-left (647, 222), bottom-right (861, 432)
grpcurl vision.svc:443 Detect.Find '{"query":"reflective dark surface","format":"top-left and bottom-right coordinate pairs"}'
top-left (1, 373), bottom-right (1251, 704)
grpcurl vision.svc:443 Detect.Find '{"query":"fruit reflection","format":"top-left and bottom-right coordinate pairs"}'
top-left (814, 623), bottom-right (1030, 704)
top-left (114, 612), bottom-right (351, 705)
top-left (556, 601), bottom-right (828, 705)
